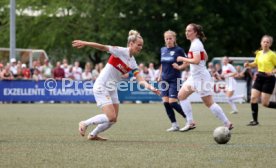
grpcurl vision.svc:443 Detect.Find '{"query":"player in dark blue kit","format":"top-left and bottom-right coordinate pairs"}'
top-left (158, 30), bottom-right (188, 132)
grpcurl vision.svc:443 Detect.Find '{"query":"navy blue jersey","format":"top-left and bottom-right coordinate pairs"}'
top-left (160, 46), bottom-right (186, 81)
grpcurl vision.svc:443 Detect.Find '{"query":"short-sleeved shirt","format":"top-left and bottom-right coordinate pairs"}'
top-left (94, 46), bottom-right (139, 87)
top-left (160, 46), bottom-right (185, 81)
top-left (222, 63), bottom-right (237, 84)
top-left (253, 50), bottom-right (276, 73)
top-left (188, 38), bottom-right (208, 78)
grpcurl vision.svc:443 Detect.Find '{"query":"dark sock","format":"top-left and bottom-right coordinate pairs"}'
top-left (163, 102), bottom-right (176, 123)
top-left (251, 103), bottom-right (258, 122)
top-left (170, 102), bottom-right (186, 118)
top-left (268, 102), bottom-right (276, 109)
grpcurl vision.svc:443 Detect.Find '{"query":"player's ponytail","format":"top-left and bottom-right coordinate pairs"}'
top-left (127, 30), bottom-right (142, 44)
top-left (189, 23), bottom-right (207, 42)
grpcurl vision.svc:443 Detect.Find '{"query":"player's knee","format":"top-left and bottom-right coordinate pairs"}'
top-left (109, 116), bottom-right (117, 122)
top-left (178, 94), bottom-right (185, 101)
top-left (250, 96), bottom-right (258, 103)
top-left (261, 101), bottom-right (269, 107)
top-left (106, 113), bottom-right (117, 122)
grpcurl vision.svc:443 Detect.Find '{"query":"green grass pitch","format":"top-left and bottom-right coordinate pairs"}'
top-left (0, 103), bottom-right (276, 168)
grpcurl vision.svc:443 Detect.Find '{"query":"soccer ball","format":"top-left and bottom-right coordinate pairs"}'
top-left (213, 126), bottom-right (231, 144)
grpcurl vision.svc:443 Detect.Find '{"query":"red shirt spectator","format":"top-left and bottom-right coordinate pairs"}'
top-left (21, 64), bottom-right (31, 79)
top-left (53, 61), bottom-right (65, 80)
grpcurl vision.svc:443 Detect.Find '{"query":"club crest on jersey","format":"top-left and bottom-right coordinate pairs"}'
top-left (116, 64), bottom-right (128, 74)
top-left (170, 51), bottom-right (175, 56)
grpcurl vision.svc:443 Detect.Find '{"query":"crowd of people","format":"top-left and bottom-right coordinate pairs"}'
top-left (0, 56), bottom-right (256, 84)
top-left (0, 58), bottom-right (105, 81)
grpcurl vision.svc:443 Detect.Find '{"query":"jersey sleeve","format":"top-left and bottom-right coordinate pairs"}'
top-left (229, 64), bottom-right (237, 73)
top-left (177, 47), bottom-right (186, 65)
top-left (131, 68), bottom-right (140, 77)
top-left (107, 46), bottom-right (128, 58)
top-left (178, 47), bottom-right (186, 58)
top-left (190, 40), bottom-right (203, 58)
top-left (272, 52), bottom-right (276, 66)
top-left (252, 51), bottom-right (260, 65)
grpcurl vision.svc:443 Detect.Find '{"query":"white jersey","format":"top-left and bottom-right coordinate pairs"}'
top-left (188, 38), bottom-right (209, 78)
top-left (222, 63), bottom-right (237, 90)
top-left (94, 46), bottom-right (139, 88)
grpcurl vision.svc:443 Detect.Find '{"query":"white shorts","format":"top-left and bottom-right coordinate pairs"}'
top-left (93, 84), bottom-right (120, 108)
top-left (224, 79), bottom-right (237, 91)
top-left (184, 75), bottom-right (214, 97)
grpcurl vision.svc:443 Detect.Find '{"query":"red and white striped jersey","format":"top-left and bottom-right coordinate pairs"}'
top-left (94, 46), bottom-right (139, 87)
top-left (188, 38), bottom-right (208, 78)
top-left (222, 63), bottom-right (237, 84)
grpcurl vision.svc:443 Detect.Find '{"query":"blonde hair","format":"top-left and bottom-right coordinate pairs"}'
top-left (164, 30), bottom-right (177, 38)
top-left (261, 35), bottom-right (273, 45)
top-left (164, 30), bottom-right (177, 46)
top-left (127, 30), bottom-right (142, 44)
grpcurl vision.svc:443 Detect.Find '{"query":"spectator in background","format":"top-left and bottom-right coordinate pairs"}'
top-left (138, 63), bottom-right (145, 78)
top-left (72, 61), bottom-right (82, 80)
top-left (66, 66), bottom-right (75, 79)
top-left (215, 63), bottom-right (222, 75)
top-left (154, 65), bottom-right (161, 81)
top-left (10, 58), bottom-right (18, 78)
top-left (61, 58), bottom-right (70, 76)
top-left (207, 62), bottom-right (213, 74)
top-left (210, 66), bottom-right (222, 81)
top-left (148, 62), bottom-right (156, 81)
top-left (1, 65), bottom-right (14, 80)
top-left (30, 60), bottom-right (37, 76)
top-left (16, 62), bottom-right (23, 79)
top-left (234, 65), bottom-right (244, 80)
top-left (42, 59), bottom-right (52, 79)
top-left (53, 61), bottom-right (65, 80)
top-left (0, 63), bottom-right (4, 77)
top-left (21, 64), bottom-right (31, 79)
top-left (98, 62), bottom-right (104, 72)
top-left (32, 68), bottom-right (43, 81)
top-left (85, 62), bottom-right (92, 72)
top-left (36, 60), bottom-right (43, 73)
top-left (91, 63), bottom-right (100, 81)
top-left (82, 66), bottom-right (93, 81)
top-left (142, 66), bottom-right (151, 81)
top-left (159, 30), bottom-right (187, 132)
top-left (240, 67), bottom-right (254, 102)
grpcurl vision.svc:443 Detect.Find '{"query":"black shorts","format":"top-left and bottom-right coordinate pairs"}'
top-left (252, 72), bottom-right (276, 94)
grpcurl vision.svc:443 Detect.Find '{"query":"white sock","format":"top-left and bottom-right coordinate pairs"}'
top-left (90, 122), bottom-right (114, 136)
top-left (180, 99), bottom-right (193, 124)
top-left (172, 122), bottom-right (179, 128)
top-left (227, 98), bottom-right (238, 111)
top-left (83, 114), bottom-right (109, 126)
top-left (229, 95), bottom-right (244, 101)
top-left (209, 103), bottom-right (229, 125)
